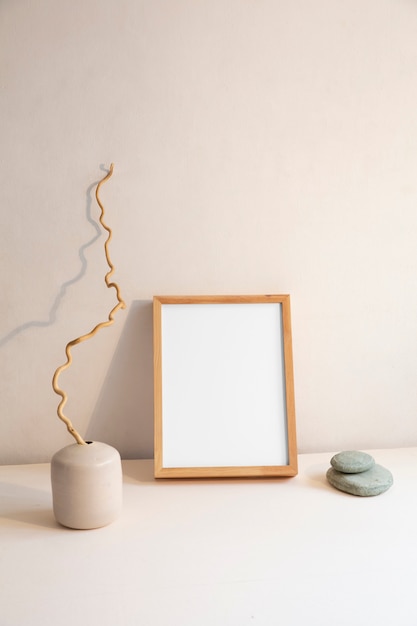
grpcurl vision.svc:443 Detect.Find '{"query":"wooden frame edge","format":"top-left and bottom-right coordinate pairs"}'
top-left (153, 297), bottom-right (163, 476)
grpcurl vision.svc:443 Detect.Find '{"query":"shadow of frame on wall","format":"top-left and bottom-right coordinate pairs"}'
top-left (85, 300), bottom-right (154, 459)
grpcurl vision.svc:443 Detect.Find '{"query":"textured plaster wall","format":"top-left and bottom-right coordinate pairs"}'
top-left (1, 0), bottom-right (417, 464)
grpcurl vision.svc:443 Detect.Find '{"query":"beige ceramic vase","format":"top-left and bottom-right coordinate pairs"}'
top-left (51, 441), bottom-right (122, 530)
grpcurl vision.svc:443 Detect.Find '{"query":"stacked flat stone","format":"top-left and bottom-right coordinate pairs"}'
top-left (326, 451), bottom-right (393, 496)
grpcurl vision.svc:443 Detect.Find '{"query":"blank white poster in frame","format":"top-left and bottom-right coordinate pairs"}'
top-left (153, 295), bottom-right (298, 478)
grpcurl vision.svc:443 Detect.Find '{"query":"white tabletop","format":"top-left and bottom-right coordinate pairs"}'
top-left (1, 448), bottom-right (417, 626)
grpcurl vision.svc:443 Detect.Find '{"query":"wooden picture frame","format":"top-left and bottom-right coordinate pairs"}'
top-left (153, 295), bottom-right (297, 478)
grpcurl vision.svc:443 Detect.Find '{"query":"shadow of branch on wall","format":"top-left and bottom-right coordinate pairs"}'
top-left (0, 180), bottom-right (102, 348)
top-left (85, 300), bottom-right (154, 460)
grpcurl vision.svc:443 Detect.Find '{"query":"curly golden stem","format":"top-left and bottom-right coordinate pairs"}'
top-left (52, 164), bottom-right (126, 445)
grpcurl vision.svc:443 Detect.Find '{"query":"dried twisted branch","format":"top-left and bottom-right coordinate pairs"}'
top-left (52, 164), bottom-right (126, 444)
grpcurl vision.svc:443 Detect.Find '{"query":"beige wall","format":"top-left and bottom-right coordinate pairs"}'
top-left (1, 0), bottom-right (417, 464)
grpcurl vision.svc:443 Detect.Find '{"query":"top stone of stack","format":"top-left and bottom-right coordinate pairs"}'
top-left (330, 450), bottom-right (375, 474)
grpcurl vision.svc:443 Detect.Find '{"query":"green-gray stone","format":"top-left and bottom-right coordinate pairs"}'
top-left (326, 464), bottom-right (393, 496)
top-left (330, 450), bottom-right (375, 474)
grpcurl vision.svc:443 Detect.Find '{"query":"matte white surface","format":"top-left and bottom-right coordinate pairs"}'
top-left (2, 0), bottom-right (417, 464)
top-left (1, 448), bottom-right (416, 626)
top-left (161, 303), bottom-right (288, 467)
